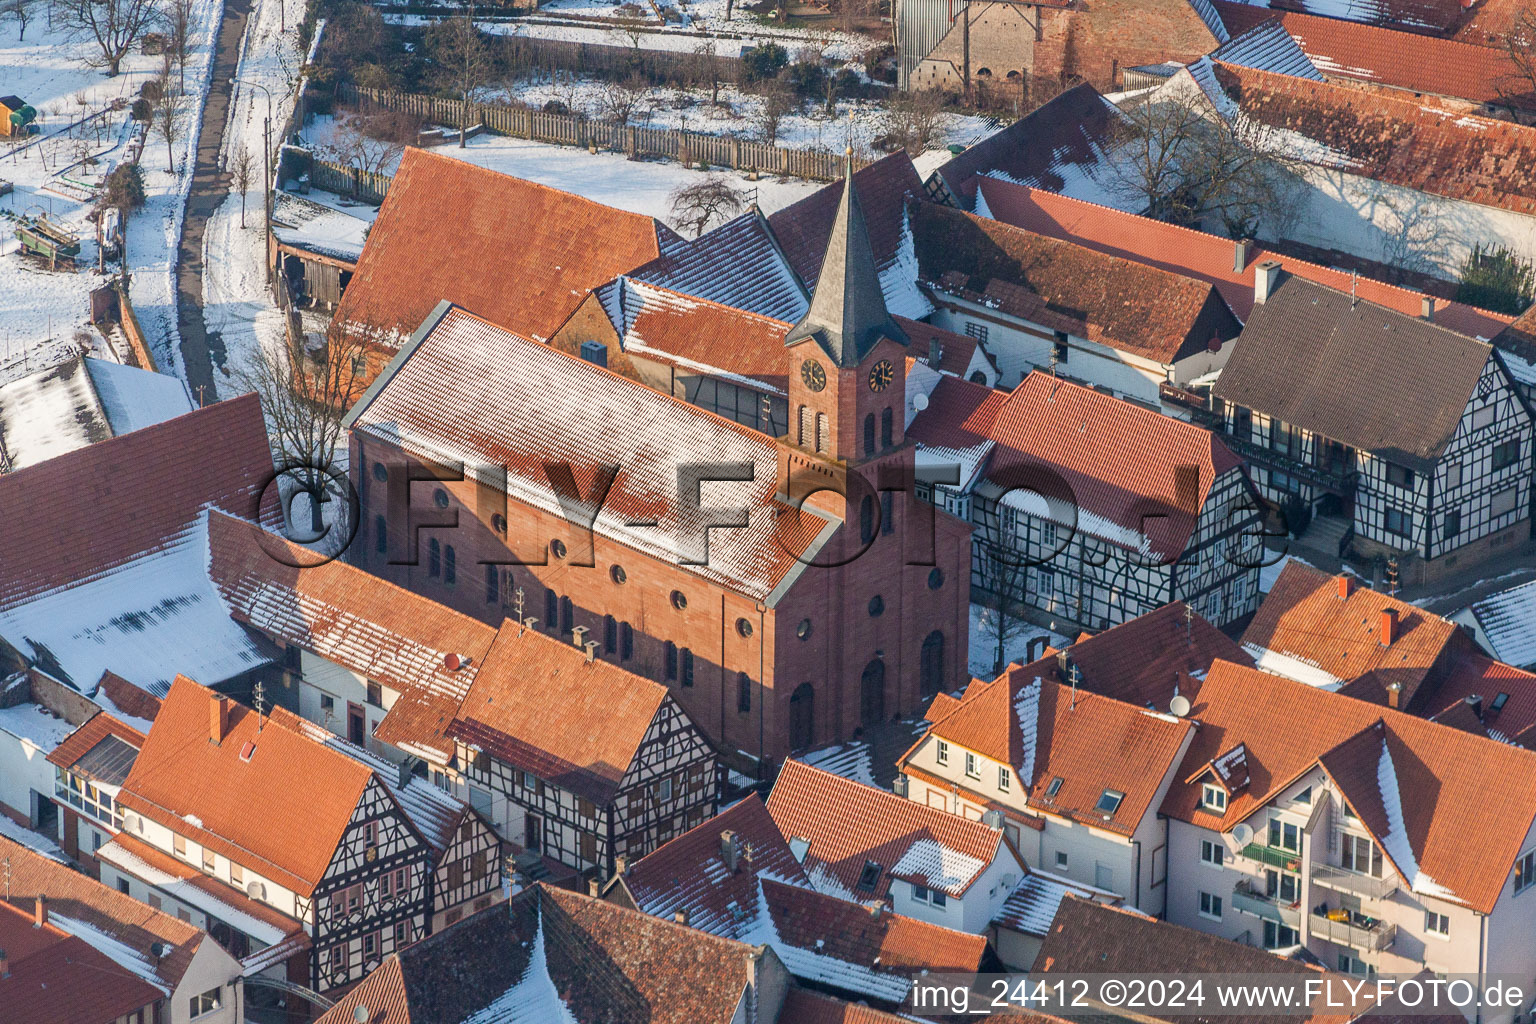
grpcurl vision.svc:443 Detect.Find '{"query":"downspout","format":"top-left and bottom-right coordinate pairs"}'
top-left (720, 594), bottom-right (727, 750)
top-left (1423, 465), bottom-right (1436, 565)
top-left (1476, 911), bottom-right (1487, 1024)
top-left (757, 603), bottom-right (767, 784)
top-left (1132, 838), bottom-right (1142, 910)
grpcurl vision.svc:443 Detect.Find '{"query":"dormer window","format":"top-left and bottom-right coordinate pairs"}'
top-left (1202, 784), bottom-right (1228, 812)
top-left (1096, 789), bottom-right (1124, 816)
top-left (857, 861), bottom-right (882, 892)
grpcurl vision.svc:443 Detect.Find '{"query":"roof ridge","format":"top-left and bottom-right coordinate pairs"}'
top-left (625, 277), bottom-right (793, 330)
top-left (401, 148), bottom-right (663, 228)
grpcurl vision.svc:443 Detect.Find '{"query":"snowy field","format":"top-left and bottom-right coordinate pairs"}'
top-left (0, 0), bottom-right (221, 381)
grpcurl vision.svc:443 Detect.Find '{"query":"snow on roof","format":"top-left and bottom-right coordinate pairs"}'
top-left (890, 838), bottom-right (989, 897)
top-left (0, 815), bottom-right (69, 862)
top-left (0, 515), bottom-right (271, 697)
top-left (1013, 676), bottom-right (1041, 783)
top-left (992, 870), bottom-right (1104, 936)
top-left (95, 839), bottom-right (293, 948)
top-left (347, 305), bottom-right (837, 603)
top-left (1187, 0), bottom-right (1231, 42)
top-left (1373, 734), bottom-right (1457, 900)
top-left (270, 191), bottom-right (374, 263)
top-left (1468, 578), bottom-right (1536, 668)
top-left (48, 914), bottom-right (171, 995)
top-left (1210, 19), bottom-right (1324, 79)
top-left (83, 360), bottom-right (195, 435)
top-left (1242, 642), bottom-right (1345, 691)
top-left (800, 739), bottom-right (877, 788)
top-left (468, 911), bottom-right (582, 1024)
top-left (319, 730), bottom-right (470, 857)
top-left (0, 356), bottom-right (110, 471)
top-left (0, 701), bottom-right (78, 752)
top-left (636, 211), bottom-right (810, 323)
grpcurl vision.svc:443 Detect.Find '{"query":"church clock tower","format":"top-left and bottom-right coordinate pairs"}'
top-left (783, 160), bottom-right (910, 468)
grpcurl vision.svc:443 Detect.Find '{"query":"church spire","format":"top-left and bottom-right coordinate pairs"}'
top-left (784, 156), bottom-right (907, 367)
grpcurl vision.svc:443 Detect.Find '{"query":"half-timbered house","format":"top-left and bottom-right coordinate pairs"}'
top-left (907, 370), bottom-right (1264, 632)
top-left (107, 676), bottom-right (438, 995)
top-left (448, 618), bottom-right (719, 879)
top-left (1212, 273), bottom-right (1535, 580)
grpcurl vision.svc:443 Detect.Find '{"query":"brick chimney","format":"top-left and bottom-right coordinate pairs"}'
top-left (209, 694), bottom-right (230, 745)
top-left (587, 878), bottom-right (601, 896)
top-left (614, 855), bottom-right (628, 876)
top-left (1233, 238), bottom-right (1254, 273)
top-left (1254, 260), bottom-right (1283, 305)
top-left (33, 895), bottom-right (46, 928)
top-left (1337, 574), bottom-right (1352, 599)
top-left (1380, 608), bottom-right (1398, 647)
top-left (1387, 681), bottom-right (1402, 709)
top-left (674, 908), bottom-right (689, 925)
top-left (1465, 694), bottom-right (1485, 721)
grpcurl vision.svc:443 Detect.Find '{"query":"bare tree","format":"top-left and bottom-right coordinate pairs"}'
top-left (60, 0), bottom-right (163, 76)
top-left (755, 79), bottom-right (792, 144)
top-left (978, 551), bottom-right (1032, 676)
top-left (154, 81), bottom-right (182, 172)
top-left (166, 0), bottom-right (193, 91)
top-left (1499, 6), bottom-right (1536, 115)
top-left (691, 38), bottom-right (723, 106)
top-left (5, 0), bottom-right (35, 40)
top-left (229, 319), bottom-right (376, 539)
top-left (231, 146), bottom-right (254, 228)
top-left (597, 72), bottom-right (653, 127)
top-left (315, 112), bottom-right (413, 175)
top-left (1108, 88), bottom-right (1297, 237)
top-left (428, 2), bottom-right (492, 148)
top-left (883, 87), bottom-right (946, 155)
top-left (668, 174), bottom-right (746, 236)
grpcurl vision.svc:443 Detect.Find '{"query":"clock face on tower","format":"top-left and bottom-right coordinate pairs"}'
top-left (868, 359), bottom-right (895, 393)
top-left (801, 359), bottom-right (827, 392)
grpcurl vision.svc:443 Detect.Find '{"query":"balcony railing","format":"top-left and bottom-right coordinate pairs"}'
top-left (1310, 862), bottom-right (1399, 901)
top-left (1231, 879), bottom-right (1301, 927)
top-left (1239, 843), bottom-right (1303, 871)
top-left (1310, 909), bottom-right (1397, 953)
top-left (1222, 435), bottom-right (1359, 496)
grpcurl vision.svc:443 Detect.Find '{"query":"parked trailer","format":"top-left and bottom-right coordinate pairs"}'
top-left (14, 213), bottom-right (80, 268)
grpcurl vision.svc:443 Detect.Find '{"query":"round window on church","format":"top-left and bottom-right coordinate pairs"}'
top-left (797, 618), bottom-right (813, 640)
top-left (492, 514), bottom-right (507, 535)
top-left (671, 589), bottom-right (689, 611)
top-left (928, 568), bottom-right (944, 590)
top-left (372, 462), bottom-right (388, 482)
top-left (611, 564), bottom-right (627, 585)
top-left (433, 488), bottom-right (450, 509)
top-left (737, 618), bottom-right (754, 638)
top-left (550, 538), bottom-right (568, 559)
top-left (869, 595), bottom-right (885, 618)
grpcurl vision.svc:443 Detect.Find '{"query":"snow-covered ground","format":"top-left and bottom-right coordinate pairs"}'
top-left (202, 0), bottom-right (306, 386)
top-left (967, 601), bottom-right (1073, 678)
top-left (0, 0), bottom-right (221, 381)
top-left (299, 118), bottom-right (824, 222)
top-left (476, 73), bottom-right (999, 155)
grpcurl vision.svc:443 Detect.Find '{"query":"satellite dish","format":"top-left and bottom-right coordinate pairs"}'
top-left (247, 880), bottom-right (266, 901)
top-left (1170, 694), bottom-right (1192, 717)
top-left (1232, 823), bottom-right (1254, 846)
top-left (912, 393), bottom-right (930, 412)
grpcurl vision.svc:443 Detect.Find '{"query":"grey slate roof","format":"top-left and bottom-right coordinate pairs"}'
top-left (1209, 19), bottom-right (1323, 79)
top-left (1213, 275), bottom-right (1493, 471)
top-left (784, 168), bottom-right (907, 368)
top-left (635, 209), bottom-right (810, 322)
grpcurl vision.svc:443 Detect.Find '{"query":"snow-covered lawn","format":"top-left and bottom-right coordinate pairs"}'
top-left (480, 73), bottom-right (999, 155)
top-left (968, 602), bottom-right (1073, 678)
top-left (0, 0), bottom-right (221, 380)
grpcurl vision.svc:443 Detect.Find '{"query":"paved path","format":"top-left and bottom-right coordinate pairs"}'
top-left (176, 0), bottom-right (254, 404)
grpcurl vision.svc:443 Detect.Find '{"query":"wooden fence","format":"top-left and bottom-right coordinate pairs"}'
top-left (337, 82), bottom-right (866, 182)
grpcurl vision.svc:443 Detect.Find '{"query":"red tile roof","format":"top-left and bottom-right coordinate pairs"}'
top-left (448, 619), bottom-right (673, 805)
top-left (1212, 0), bottom-right (1533, 107)
top-left (909, 664), bottom-right (1193, 836)
top-left (974, 179), bottom-right (1512, 338)
top-left (95, 671), bottom-right (163, 724)
top-left (1241, 562), bottom-right (1470, 708)
top-left (909, 372), bottom-right (1242, 561)
top-left (1063, 601), bottom-right (1253, 708)
top-left (1426, 654), bottom-right (1536, 746)
top-left (119, 675), bottom-right (378, 895)
top-left (766, 759), bottom-right (1015, 899)
top-left (1454, 0), bottom-right (1528, 46)
top-left (777, 990), bottom-right (927, 1024)
top-left (346, 305), bottom-right (829, 603)
top-left (1162, 659), bottom-right (1536, 912)
top-left (0, 834), bottom-right (209, 999)
top-left (912, 202), bottom-right (1243, 364)
top-left (204, 511), bottom-right (498, 761)
top-left (0, 900), bottom-right (163, 1024)
top-left (1208, 61), bottom-right (1536, 215)
top-left (769, 152), bottom-right (924, 284)
top-left (45, 712), bottom-right (145, 774)
top-left (337, 149), bottom-right (676, 343)
top-left (0, 394), bottom-right (277, 610)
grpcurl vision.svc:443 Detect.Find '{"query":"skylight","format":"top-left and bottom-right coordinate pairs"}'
top-left (1096, 789), bottom-right (1125, 815)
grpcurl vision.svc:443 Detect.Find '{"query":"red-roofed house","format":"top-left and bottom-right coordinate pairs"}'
top-left (1161, 658), bottom-right (1536, 979)
top-left (766, 759), bottom-right (1026, 934)
top-left (908, 200), bottom-right (1245, 407)
top-left (897, 659), bottom-right (1195, 922)
top-left (907, 371), bottom-right (1264, 631)
top-left (108, 676), bottom-right (485, 995)
top-left (972, 179), bottom-right (1513, 341)
top-left (333, 148), bottom-right (682, 385)
top-left (0, 834), bottom-right (245, 1024)
top-left (607, 795), bottom-right (990, 1012)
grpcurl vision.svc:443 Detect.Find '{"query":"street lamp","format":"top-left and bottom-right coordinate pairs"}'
top-left (229, 77), bottom-right (276, 284)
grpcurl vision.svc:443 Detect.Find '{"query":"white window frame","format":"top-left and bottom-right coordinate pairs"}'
top-left (1202, 783), bottom-right (1227, 812)
top-left (1424, 909), bottom-right (1449, 938)
top-left (1200, 839), bottom-right (1225, 867)
top-left (998, 765), bottom-right (1011, 792)
top-left (1516, 849), bottom-right (1536, 895)
top-left (1198, 891), bottom-right (1223, 921)
top-left (936, 740), bottom-right (949, 766)
top-left (964, 752), bottom-right (980, 780)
